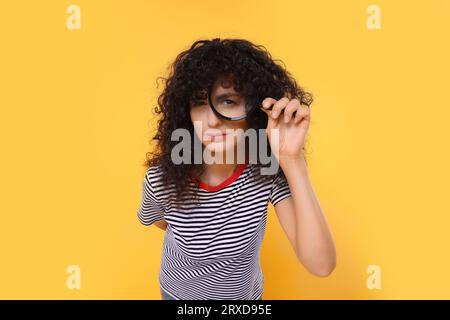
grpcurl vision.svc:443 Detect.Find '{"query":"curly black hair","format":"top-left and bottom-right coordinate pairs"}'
top-left (143, 37), bottom-right (313, 209)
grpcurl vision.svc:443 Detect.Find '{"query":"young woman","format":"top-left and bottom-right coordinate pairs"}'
top-left (138, 38), bottom-right (336, 300)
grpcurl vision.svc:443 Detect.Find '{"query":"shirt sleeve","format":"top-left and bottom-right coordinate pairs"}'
top-left (137, 169), bottom-right (165, 226)
top-left (269, 169), bottom-right (292, 206)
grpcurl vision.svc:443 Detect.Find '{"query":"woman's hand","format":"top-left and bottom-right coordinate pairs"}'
top-left (260, 96), bottom-right (311, 161)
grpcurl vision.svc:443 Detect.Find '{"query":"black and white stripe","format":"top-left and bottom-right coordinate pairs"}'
top-left (137, 162), bottom-right (292, 300)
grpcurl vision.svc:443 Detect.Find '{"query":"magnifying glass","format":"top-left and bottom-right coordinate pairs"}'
top-left (206, 83), bottom-right (304, 121)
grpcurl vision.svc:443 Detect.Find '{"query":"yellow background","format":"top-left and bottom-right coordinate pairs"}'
top-left (1, 0), bottom-right (449, 299)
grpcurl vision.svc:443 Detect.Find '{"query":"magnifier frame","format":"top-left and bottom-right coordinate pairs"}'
top-left (206, 84), bottom-right (263, 121)
top-left (205, 83), bottom-right (309, 122)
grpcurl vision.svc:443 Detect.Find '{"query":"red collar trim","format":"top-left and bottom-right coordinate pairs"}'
top-left (190, 157), bottom-right (249, 192)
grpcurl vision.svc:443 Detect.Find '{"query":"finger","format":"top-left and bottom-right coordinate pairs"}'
top-left (283, 99), bottom-right (300, 123)
top-left (294, 104), bottom-right (310, 124)
top-left (271, 97), bottom-right (290, 119)
top-left (261, 97), bottom-right (277, 110)
top-left (260, 106), bottom-right (272, 118)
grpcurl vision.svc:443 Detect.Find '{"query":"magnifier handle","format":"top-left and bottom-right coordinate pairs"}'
top-left (259, 104), bottom-right (299, 115)
top-left (259, 104), bottom-right (275, 111)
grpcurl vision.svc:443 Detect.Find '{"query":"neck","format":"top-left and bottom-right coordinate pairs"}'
top-left (199, 149), bottom-right (246, 185)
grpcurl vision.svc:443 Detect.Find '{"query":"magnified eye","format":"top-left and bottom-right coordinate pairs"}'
top-left (223, 99), bottom-right (236, 105)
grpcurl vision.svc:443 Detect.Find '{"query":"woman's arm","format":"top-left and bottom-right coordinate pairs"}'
top-left (275, 154), bottom-right (336, 277)
top-left (154, 219), bottom-right (168, 231)
top-left (260, 97), bottom-right (336, 277)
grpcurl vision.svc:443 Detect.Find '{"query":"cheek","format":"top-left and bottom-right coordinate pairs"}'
top-left (231, 120), bottom-right (249, 132)
top-left (190, 108), bottom-right (207, 143)
top-left (233, 121), bottom-right (250, 144)
top-left (190, 108), bottom-right (203, 129)
top-left (224, 122), bottom-right (248, 145)
top-left (189, 107), bottom-right (197, 122)
top-left (189, 105), bottom-right (208, 122)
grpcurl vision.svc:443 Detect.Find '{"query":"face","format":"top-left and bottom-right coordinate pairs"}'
top-left (189, 75), bottom-right (249, 162)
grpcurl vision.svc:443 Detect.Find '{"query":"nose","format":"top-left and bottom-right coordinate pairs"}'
top-left (206, 103), bottom-right (222, 127)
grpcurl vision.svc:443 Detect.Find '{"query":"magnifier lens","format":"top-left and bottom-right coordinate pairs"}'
top-left (210, 93), bottom-right (249, 119)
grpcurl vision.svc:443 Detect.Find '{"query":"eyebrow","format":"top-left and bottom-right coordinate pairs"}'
top-left (215, 93), bottom-right (241, 100)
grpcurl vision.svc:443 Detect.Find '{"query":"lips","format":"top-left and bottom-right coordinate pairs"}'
top-left (204, 133), bottom-right (228, 141)
top-left (210, 133), bottom-right (228, 141)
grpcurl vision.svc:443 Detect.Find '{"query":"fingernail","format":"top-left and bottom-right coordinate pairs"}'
top-left (272, 111), bottom-right (278, 118)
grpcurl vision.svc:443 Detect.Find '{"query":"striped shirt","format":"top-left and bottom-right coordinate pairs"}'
top-left (137, 158), bottom-right (292, 300)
